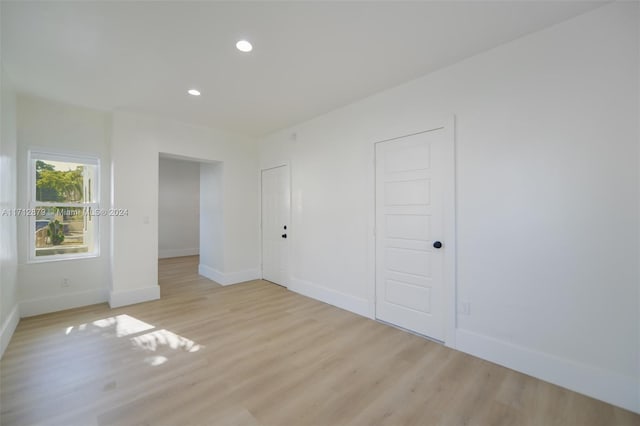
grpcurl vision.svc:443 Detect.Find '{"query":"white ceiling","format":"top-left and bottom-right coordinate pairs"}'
top-left (1, 1), bottom-right (604, 136)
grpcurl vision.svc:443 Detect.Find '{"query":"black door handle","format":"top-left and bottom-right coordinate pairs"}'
top-left (282, 234), bottom-right (287, 239)
top-left (433, 241), bottom-right (442, 249)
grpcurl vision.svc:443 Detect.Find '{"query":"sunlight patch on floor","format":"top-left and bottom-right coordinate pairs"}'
top-left (144, 355), bottom-right (168, 366)
top-left (65, 314), bottom-right (202, 366)
top-left (92, 314), bottom-right (155, 337)
top-left (131, 329), bottom-right (201, 353)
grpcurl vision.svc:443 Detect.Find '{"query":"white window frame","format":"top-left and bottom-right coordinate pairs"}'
top-left (28, 149), bottom-right (101, 263)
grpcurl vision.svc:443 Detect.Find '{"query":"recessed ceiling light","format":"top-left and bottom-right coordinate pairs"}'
top-left (236, 40), bottom-right (253, 53)
top-left (187, 89), bottom-right (201, 96)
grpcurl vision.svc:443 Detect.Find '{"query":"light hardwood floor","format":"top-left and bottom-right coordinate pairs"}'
top-left (1, 256), bottom-right (637, 426)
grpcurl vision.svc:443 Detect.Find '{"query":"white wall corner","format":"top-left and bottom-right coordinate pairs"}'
top-left (20, 288), bottom-right (109, 318)
top-left (198, 264), bottom-right (226, 284)
top-left (0, 304), bottom-right (20, 359)
top-left (289, 277), bottom-right (372, 319)
top-left (158, 248), bottom-right (199, 259)
top-left (109, 286), bottom-right (160, 308)
top-left (223, 268), bottom-right (261, 285)
top-left (198, 264), bottom-right (260, 286)
top-left (455, 328), bottom-right (640, 414)
top-left (366, 301), bottom-right (376, 320)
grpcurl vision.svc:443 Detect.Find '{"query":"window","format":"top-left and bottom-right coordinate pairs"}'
top-left (28, 150), bottom-right (100, 261)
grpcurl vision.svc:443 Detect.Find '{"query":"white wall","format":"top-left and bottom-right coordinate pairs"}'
top-left (0, 66), bottom-right (20, 357)
top-left (260, 2), bottom-right (639, 412)
top-left (199, 162), bottom-right (224, 277)
top-left (158, 157), bottom-right (200, 259)
top-left (16, 95), bottom-right (112, 317)
top-left (110, 111), bottom-right (259, 306)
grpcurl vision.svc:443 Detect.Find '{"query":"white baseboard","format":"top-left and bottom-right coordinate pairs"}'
top-left (109, 286), bottom-right (160, 308)
top-left (289, 278), bottom-right (371, 318)
top-left (198, 264), bottom-right (260, 286)
top-left (20, 288), bottom-right (109, 318)
top-left (224, 268), bottom-right (261, 285)
top-left (158, 248), bottom-right (199, 259)
top-left (198, 264), bottom-right (225, 284)
top-left (1, 304), bottom-right (20, 359)
top-left (455, 328), bottom-right (639, 414)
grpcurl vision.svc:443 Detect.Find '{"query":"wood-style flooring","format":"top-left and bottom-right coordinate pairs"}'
top-left (0, 256), bottom-right (637, 425)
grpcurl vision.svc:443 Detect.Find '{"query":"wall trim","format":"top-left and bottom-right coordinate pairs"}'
top-left (158, 248), bottom-right (199, 259)
top-left (224, 268), bottom-right (261, 285)
top-left (455, 328), bottom-right (639, 414)
top-left (289, 277), bottom-right (372, 319)
top-left (20, 288), bottom-right (109, 318)
top-left (109, 286), bottom-right (160, 308)
top-left (198, 264), bottom-right (260, 286)
top-left (0, 304), bottom-right (20, 359)
top-left (198, 264), bottom-right (225, 284)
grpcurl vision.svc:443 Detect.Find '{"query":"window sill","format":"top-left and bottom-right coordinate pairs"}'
top-left (27, 252), bottom-right (100, 264)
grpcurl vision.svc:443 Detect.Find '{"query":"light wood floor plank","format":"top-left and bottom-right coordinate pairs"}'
top-left (1, 255), bottom-right (637, 426)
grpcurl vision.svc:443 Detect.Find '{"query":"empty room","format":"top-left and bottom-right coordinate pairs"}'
top-left (0, 1), bottom-right (638, 425)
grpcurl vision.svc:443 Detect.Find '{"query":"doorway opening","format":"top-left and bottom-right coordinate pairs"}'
top-left (158, 156), bottom-right (201, 260)
top-left (158, 153), bottom-right (224, 292)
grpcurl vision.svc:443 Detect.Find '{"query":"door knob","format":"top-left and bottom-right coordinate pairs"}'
top-left (433, 241), bottom-right (442, 249)
top-left (282, 234), bottom-right (287, 239)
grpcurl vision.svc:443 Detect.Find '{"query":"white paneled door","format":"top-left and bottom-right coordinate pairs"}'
top-left (261, 165), bottom-right (290, 286)
top-left (375, 129), bottom-right (450, 341)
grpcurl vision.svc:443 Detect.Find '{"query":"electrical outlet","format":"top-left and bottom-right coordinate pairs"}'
top-left (61, 278), bottom-right (70, 288)
top-left (459, 302), bottom-right (471, 316)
